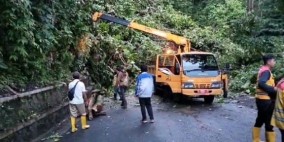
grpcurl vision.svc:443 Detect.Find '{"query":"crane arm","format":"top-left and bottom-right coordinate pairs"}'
top-left (92, 12), bottom-right (190, 52)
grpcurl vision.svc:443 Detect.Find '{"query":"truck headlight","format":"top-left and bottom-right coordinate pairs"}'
top-left (183, 82), bottom-right (194, 89)
top-left (211, 82), bottom-right (222, 89)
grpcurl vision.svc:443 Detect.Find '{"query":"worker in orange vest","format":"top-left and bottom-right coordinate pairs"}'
top-left (271, 78), bottom-right (284, 141)
top-left (253, 54), bottom-right (277, 142)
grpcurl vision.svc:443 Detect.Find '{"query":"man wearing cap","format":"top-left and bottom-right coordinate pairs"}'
top-left (68, 72), bottom-right (90, 133)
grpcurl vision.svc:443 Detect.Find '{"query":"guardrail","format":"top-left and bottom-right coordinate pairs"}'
top-left (0, 79), bottom-right (91, 142)
top-left (0, 83), bottom-right (66, 104)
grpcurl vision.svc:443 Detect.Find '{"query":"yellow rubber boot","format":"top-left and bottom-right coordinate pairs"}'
top-left (265, 131), bottom-right (276, 142)
top-left (71, 117), bottom-right (78, 133)
top-left (81, 115), bottom-right (90, 129)
top-left (252, 127), bottom-right (262, 142)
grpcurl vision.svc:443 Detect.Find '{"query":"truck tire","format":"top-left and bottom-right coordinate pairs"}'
top-left (204, 96), bottom-right (214, 104)
top-left (223, 88), bottom-right (228, 98)
top-left (173, 93), bottom-right (182, 103)
top-left (163, 87), bottom-right (173, 100)
top-left (223, 80), bottom-right (228, 98)
top-left (155, 89), bottom-right (162, 96)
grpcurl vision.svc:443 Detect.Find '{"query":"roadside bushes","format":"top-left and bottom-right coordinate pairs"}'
top-left (1, 0), bottom-right (284, 94)
top-left (230, 57), bottom-right (284, 95)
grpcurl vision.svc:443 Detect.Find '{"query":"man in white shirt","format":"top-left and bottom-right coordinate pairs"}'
top-left (68, 72), bottom-right (90, 133)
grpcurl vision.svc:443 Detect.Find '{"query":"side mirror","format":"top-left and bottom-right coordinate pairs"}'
top-left (175, 63), bottom-right (180, 75)
top-left (222, 63), bottom-right (231, 74)
top-left (225, 63), bottom-right (231, 70)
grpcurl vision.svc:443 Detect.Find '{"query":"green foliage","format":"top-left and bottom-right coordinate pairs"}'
top-left (0, 0), bottom-right (93, 89)
top-left (1, 0), bottom-right (284, 92)
top-left (230, 64), bottom-right (258, 94)
top-left (168, 0), bottom-right (284, 92)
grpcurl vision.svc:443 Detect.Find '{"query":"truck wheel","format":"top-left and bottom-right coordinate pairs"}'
top-left (173, 93), bottom-right (182, 103)
top-left (155, 88), bottom-right (162, 96)
top-left (164, 87), bottom-right (173, 100)
top-left (204, 96), bottom-right (214, 104)
top-left (223, 80), bottom-right (228, 98)
top-left (223, 89), bottom-right (228, 98)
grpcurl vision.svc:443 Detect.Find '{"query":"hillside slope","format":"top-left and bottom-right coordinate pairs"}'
top-left (0, 0), bottom-right (283, 93)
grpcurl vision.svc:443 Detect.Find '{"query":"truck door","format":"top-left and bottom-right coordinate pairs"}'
top-left (156, 55), bottom-right (182, 93)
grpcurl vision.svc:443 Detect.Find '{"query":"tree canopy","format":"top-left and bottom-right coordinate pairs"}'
top-left (1, 0), bottom-right (283, 93)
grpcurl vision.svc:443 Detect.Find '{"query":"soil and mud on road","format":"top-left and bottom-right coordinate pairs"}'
top-left (40, 93), bottom-right (281, 142)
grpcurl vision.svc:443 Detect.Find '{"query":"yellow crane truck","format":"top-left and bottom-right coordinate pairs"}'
top-left (93, 12), bottom-right (229, 104)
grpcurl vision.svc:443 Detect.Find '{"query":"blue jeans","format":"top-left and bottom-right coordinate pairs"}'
top-left (118, 86), bottom-right (127, 108)
top-left (113, 87), bottom-right (120, 99)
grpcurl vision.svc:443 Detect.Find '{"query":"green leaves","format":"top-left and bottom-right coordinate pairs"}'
top-left (0, 59), bottom-right (7, 69)
top-left (0, 0), bottom-right (93, 89)
top-left (0, 0), bottom-right (283, 93)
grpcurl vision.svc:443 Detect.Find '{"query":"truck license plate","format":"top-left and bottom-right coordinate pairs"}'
top-left (200, 89), bottom-right (208, 94)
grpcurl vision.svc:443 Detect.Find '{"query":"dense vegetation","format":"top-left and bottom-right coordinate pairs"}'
top-left (1, 0), bottom-right (284, 94)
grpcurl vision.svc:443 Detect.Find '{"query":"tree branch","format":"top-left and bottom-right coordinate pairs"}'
top-left (256, 29), bottom-right (284, 37)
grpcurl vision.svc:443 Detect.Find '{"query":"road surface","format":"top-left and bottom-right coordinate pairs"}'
top-left (57, 95), bottom-right (281, 142)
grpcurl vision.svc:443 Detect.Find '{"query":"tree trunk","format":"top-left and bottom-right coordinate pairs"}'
top-left (247, 0), bottom-right (254, 13)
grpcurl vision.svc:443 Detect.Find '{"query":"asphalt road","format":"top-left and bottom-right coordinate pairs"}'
top-left (59, 96), bottom-right (281, 142)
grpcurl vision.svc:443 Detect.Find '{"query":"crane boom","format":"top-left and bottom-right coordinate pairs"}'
top-left (92, 12), bottom-right (229, 102)
top-left (92, 12), bottom-right (190, 53)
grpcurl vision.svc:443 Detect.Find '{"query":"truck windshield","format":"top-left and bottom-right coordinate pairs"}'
top-left (182, 54), bottom-right (220, 77)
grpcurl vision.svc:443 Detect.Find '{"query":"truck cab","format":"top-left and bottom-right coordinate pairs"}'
top-left (151, 52), bottom-right (228, 104)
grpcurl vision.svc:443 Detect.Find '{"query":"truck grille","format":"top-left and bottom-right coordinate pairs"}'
top-left (195, 84), bottom-right (210, 89)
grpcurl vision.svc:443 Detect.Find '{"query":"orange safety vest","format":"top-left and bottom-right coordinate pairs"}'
top-left (255, 66), bottom-right (275, 100)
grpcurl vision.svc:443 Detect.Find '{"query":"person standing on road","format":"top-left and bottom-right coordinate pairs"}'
top-left (117, 67), bottom-right (129, 109)
top-left (113, 68), bottom-right (121, 100)
top-left (135, 65), bottom-right (155, 123)
top-left (68, 72), bottom-right (90, 133)
top-left (252, 55), bottom-right (277, 142)
top-left (271, 78), bottom-right (284, 141)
